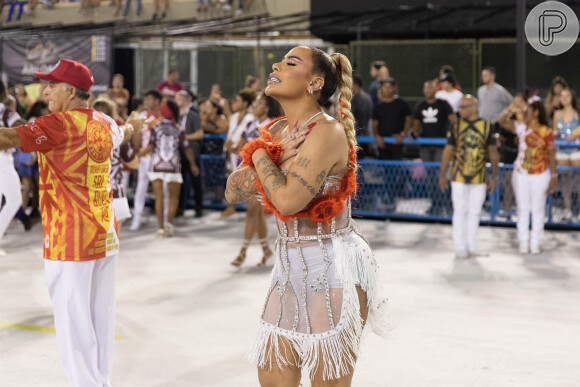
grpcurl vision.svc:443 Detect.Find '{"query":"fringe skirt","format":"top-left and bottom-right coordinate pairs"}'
top-left (248, 229), bottom-right (385, 381)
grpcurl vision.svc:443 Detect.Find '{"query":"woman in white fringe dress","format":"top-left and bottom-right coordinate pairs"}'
top-left (225, 46), bottom-right (385, 386)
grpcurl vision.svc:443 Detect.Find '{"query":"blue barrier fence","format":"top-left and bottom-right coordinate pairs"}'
top-left (193, 134), bottom-right (580, 228)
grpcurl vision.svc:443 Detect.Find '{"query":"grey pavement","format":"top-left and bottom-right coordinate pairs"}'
top-left (0, 210), bottom-right (579, 387)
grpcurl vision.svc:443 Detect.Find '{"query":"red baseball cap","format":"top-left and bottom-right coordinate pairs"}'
top-left (34, 59), bottom-right (94, 91)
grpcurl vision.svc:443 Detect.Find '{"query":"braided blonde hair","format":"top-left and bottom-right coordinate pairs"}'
top-left (330, 53), bottom-right (357, 155)
top-left (310, 47), bottom-right (358, 170)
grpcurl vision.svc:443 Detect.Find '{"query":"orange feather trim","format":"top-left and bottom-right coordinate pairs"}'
top-left (247, 116), bottom-right (357, 224)
top-left (256, 145), bottom-right (358, 224)
top-left (240, 139), bottom-right (282, 168)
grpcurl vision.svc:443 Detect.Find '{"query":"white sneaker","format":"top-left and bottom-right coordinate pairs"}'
top-left (468, 250), bottom-right (489, 257)
top-left (562, 209), bottom-right (574, 221)
top-left (164, 223), bottom-right (174, 237)
top-left (530, 243), bottom-right (540, 255)
top-left (455, 251), bottom-right (470, 259)
top-left (129, 219), bottom-right (140, 231)
top-left (519, 241), bottom-right (529, 254)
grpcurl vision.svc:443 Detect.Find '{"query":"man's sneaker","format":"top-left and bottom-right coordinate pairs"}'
top-left (530, 243), bottom-right (540, 255)
top-left (519, 240), bottom-right (529, 254)
top-left (455, 251), bottom-right (470, 259)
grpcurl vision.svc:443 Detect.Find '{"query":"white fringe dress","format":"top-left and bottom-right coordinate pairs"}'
top-left (248, 171), bottom-right (385, 381)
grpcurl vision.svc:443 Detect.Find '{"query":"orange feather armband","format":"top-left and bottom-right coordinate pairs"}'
top-left (240, 138), bottom-right (282, 168)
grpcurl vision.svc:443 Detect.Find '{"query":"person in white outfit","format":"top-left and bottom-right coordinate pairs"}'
top-left (0, 89), bottom-right (27, 241)
top-left (435, 72), bottom-right (463, 113)
top-left (498, 100), bottom-right (558, 254)
top-left (129, 90), bottom-right (162, 231)
top-left (221, 87), bottom-right (256, 217)
top-left (0, 59), bottom-right (143, 387)
top-left (439, 95), bottom-right (499, 259)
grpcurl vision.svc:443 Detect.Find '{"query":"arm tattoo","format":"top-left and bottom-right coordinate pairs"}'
top-left (315, 169), bottom-right (327, 184)
top-left (289, 170), bottom-right (326, 197)
top-left (295, 156), bottom-right (311, 168)
top-left (256, 155), bottom-right (286, 195)
top-left (225, 167), bottom-right (258, 203)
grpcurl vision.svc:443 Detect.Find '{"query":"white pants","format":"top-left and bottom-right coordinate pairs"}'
top-left (451, 182), bottom-right (487, 255)
top-left (132, 155), bottom-right (150, 224)
top-left (121, 170), bottom-right (131, 196)
top-left (512, 170), bottom-right (550, 244)
top-left (0, 166), bottom-right (23, 239)
top-left (45, 255), bottom-right (117, 387)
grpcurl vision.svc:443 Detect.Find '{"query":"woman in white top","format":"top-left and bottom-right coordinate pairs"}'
top-left (230, 94), bottom-right (283, 267)
top-left (222, 88), bottom-right (256, 217)
top-left (552, 88), bottom-right (580, 221)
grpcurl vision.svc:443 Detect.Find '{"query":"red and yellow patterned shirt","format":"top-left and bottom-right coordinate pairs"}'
top-left (14, 108), bottom-right (122, 261)
top-left (514, 122), bottom-right (555, 174)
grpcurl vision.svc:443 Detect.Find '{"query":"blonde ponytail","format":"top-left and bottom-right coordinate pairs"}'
top-left (330, 53), bottom-right (357, 169)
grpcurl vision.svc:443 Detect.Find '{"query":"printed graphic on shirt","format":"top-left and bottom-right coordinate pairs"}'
top-left (514, 122), bottom-right (555, 174)
top-left (110, 143), bottom-right (135, 198)
top-left (447, 118), bottom-right (493, 184)
top-left (13, 109), bottom-right (121, 261)
top-left (149, 119), bottom-right (187, 173)
top-left (422, 107), bottom-right (439, 124)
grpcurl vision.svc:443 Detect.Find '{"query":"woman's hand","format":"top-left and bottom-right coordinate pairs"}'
top-left (190, 163), bottom-right (200, 177)
top-left (278, 125), bottom-right (306, 165)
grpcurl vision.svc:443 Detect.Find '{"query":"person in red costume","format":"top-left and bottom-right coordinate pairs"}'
top-left (225, 46), bottom-right (386, 386)
top-left (0, 59), bottom-right (143, 387)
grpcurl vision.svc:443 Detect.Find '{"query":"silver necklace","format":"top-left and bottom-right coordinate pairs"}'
top-left (287, 111), bottom-right (324, 140)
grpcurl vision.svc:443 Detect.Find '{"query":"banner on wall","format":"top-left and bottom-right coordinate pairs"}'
top-left (2, 35), bottom-right (111, 92)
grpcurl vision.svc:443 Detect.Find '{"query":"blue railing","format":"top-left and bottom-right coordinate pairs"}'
top-left (202, 133), bottom-right (580, 148)
top-left (191, 134), bottom-right (580, 228)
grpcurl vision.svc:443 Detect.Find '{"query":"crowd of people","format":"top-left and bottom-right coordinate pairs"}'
top-left (1, 60), bottom-right (580, 257)
top-left (0, 0), bottom-right (252, 21)
top-left (353, 62), bottom-right (580, 223)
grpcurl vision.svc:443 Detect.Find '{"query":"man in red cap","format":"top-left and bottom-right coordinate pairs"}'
top-left (0, 59), bottom-right (143, 387)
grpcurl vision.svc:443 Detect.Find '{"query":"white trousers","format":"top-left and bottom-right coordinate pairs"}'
top-left (45, 255), bottom-right (117, 387)
top-left (512, 170), bottom-right (550, 244)
top-left (451, 182), bottom-right (487, 255)
top-left (0, 166), bottom-right (23, 239)
top-left (121, 170), bottom-right (131, 196)
top-left (132, 155), bottom-right (150, 224)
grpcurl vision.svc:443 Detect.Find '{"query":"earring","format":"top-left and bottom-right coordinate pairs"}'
top-left (308, 89), bottom-right (313, 95)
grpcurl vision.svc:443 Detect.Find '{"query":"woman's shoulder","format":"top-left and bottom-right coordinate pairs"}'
top-left (310, 115), bottom-right (345, 139)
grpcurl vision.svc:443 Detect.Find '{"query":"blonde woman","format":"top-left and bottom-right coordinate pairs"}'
top-left (226, 46), bottom-right (384, 386)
